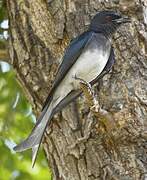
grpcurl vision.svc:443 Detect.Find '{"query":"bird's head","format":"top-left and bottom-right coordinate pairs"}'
top-left (89, 11), bottom-right (131, 37)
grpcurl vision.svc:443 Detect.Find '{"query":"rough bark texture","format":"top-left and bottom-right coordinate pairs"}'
top-left (6, 0), bottom-right (147, 180)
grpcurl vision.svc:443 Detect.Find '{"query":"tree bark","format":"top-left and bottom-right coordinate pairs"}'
top-left (6, 0), bottom-right (147, 179)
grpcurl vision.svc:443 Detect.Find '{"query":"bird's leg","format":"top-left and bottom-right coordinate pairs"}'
top-left (74, 75), bottom-right (99, 112)
top-left (74, 75), bottom-right (93, 95)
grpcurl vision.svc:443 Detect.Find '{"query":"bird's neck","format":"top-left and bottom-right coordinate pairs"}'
top-left (89, 24), bottom-right (117, 39)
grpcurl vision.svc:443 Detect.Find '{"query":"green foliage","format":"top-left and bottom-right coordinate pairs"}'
top-left (0, 68), bottom-right (52, 180)
top-left (0, 0), bottom-right (8, 50)
top-left (0, 0), bottom-right (7, 23)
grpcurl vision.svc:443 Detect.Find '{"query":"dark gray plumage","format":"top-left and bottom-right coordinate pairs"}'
top-left (13, 10), bottom-right (130, 167)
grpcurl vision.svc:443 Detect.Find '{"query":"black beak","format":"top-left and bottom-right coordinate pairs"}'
top-left (113, 16), bottom-right (131, 24)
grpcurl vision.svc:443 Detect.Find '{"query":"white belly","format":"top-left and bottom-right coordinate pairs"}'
top-left (53, 46), bottom-right (110, 106)
top-left (70, 48), bottom-right (109, 85)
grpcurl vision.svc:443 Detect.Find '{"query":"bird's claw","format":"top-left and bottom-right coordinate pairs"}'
top-left (74, 75), bottom-right (100, 112)
top-left (74, 75), bottom-right (93, 94)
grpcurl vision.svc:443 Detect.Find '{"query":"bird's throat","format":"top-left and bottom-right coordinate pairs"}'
top-left (89, 24), bottom-right (118, 39)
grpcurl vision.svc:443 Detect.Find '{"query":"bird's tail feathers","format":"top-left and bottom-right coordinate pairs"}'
top-left (32, 144), bottom-right (40, 168)
top-left (13, 102), bottom-right (53, 164)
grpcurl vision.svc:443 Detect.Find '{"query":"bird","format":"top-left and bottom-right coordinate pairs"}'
top-left (13, 10), bottom-right (130, 167)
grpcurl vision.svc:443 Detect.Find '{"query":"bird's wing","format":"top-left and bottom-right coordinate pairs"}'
top-left (53, 31), bottom-right (94, 90)
top-left (42, 31), bottom-right (94, 109)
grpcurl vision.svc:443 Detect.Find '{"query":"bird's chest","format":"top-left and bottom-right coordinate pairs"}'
top-left (69, 47), bottom-right (110, 88)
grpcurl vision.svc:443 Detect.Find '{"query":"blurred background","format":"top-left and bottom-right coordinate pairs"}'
top-left (0, 1), bottom-right (51, 179)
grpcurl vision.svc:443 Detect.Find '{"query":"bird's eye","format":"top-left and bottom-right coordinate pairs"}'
top-left (105, 16), bottom-right (112, 22)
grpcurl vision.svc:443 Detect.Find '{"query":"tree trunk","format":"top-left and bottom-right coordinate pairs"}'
top-left (6, 0), bottom-right (147, 179)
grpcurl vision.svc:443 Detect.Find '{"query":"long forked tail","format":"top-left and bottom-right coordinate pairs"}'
top-left (13, 90), bottom-right (82, 167)
top-left (13, 102), bottom-right (53, 167)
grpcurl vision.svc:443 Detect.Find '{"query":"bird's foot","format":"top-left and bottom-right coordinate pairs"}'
top-left (74, 75), bottom-right (99, 112)
top-left (91, 99), bottom-right (100, 112)
top-left (74, 75), bottom-right (93, 95)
